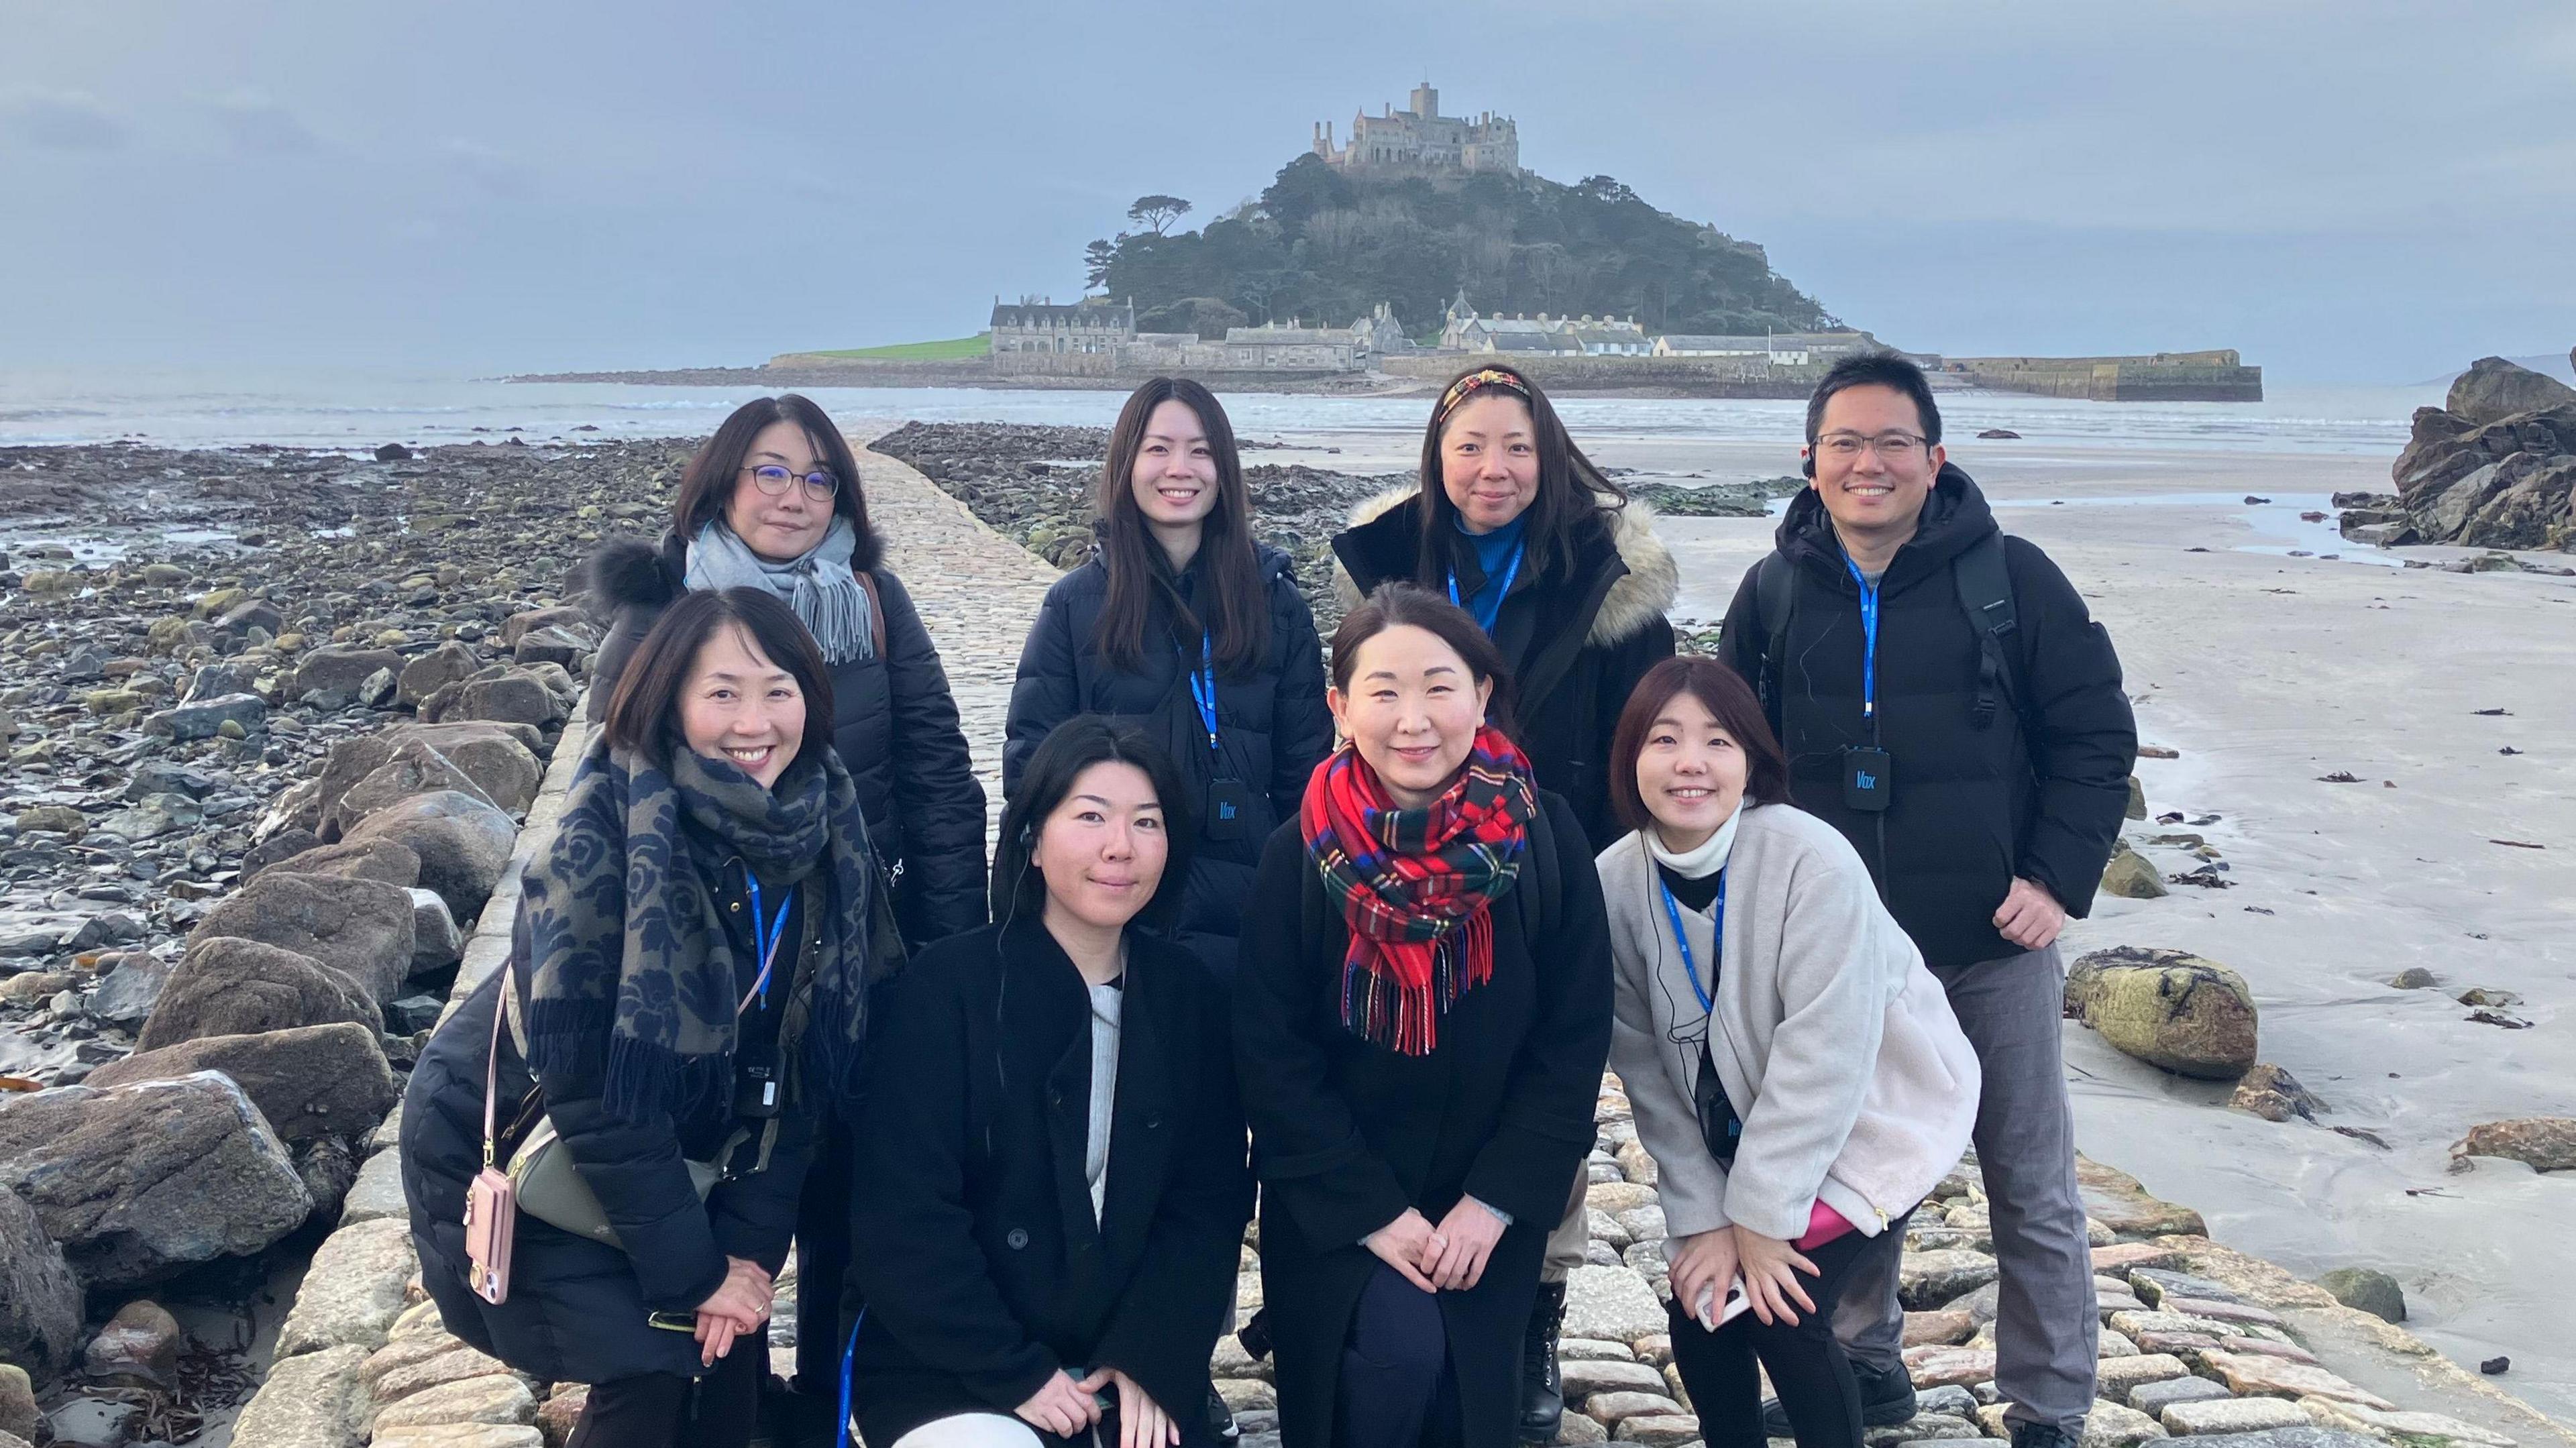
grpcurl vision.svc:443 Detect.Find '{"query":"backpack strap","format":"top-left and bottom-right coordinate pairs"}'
top-left (1754, 554), bottom-right (1795, 727)
top-left (856, 569), bottom-right (890, 659)
top-left (1952, 533), bottom-right (2021, 732)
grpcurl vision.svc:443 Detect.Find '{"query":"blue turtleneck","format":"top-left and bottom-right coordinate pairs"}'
top-left (1454, 511), bottom-right (1527, 628)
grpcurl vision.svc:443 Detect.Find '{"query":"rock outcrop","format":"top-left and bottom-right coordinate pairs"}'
top-left (2351, 354), bottom-right (2576, 551)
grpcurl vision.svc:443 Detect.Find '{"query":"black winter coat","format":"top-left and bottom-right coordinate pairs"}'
top-left (1332, 491), bottom-right (1678, 849)
top-left (402, 862), bottom-right (821, 1384)
top-left (1003, 545), bottom-right (1333, 974)
top-left (1234, 795), bottom-right (1612, 1448)
top-left (587, 533), bottom-right (989, 948)
top-left (1717, 465), bottom-right (2137, 970)
top-left (845, 922), bottom-right (1252, 1447)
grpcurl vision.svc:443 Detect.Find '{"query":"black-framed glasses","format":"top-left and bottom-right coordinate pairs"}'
top-left (1815, 431), bottom-right (1929, 462)
top-left (741, 464), bottom-right (839, 502)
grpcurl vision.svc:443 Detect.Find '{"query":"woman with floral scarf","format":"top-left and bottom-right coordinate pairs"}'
top-left (402, 588), bottom-right (894, 1448)
top-left (1233, 583), bottom-right (1613, 1448)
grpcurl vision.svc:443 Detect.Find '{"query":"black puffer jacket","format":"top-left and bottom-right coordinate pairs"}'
top-left (588, 534), bottom-right (988, 947)
top-left (1003, 545), bottom-right (1332, 974)
top-left (402, 863), bottom-right (820, 1384)
top-left (1717, 465), bottom-right (2137, 970)
top-left (1332, 490), bottom-right (1678, 851)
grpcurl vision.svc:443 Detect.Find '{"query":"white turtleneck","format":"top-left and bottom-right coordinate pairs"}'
top-left (1645, 798), bottom-right (1747, 881)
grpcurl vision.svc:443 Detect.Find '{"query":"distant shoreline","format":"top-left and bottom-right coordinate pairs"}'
top-left (501, 362), bottom-right (1846, 400)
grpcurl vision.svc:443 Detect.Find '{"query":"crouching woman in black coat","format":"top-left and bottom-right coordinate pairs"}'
top-left (402, 588), bottom-right (890, 1448)
top-left (1236, 584), bottom-right (1613, 1448)
top-left (845, 717), bottom-right (1253, 1448)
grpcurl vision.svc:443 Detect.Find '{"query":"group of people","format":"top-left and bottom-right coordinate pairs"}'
top-left (398, 353), bottom-right (2139, 1448)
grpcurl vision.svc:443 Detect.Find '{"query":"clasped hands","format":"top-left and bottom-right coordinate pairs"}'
top-left (1364, 1198), bottom-right (1509, 1293)
top-left (1666, 1224), bottom-right (1822, 1330)
top-left (691, 1255), bottom-right (774, 1366)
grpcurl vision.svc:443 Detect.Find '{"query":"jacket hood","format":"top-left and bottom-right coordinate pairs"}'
top-left (586, 534), bottom-right (680, 614)
top-left (1331, 486), bottom-right (1678, 648)
top-left (1776, 463), bottom-right (1997, 585)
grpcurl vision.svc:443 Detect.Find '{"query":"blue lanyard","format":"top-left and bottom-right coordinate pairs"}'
top-left (739, 870), bottom-right (794, 1013)
top-left (1658, 870), bottom-right (1725, 1015)
top-left (1843, 556), bottom-right (1882, 725)
top-left (1181, 634), bottom-right (1219, 755)
top-left (1446, 537), bottom-right (1526, 636)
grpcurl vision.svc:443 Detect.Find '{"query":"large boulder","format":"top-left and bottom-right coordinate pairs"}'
top-left (291, 646), bottom-right (404, 703)
top-left (313, 724), bottom-right (542, 827)
top-left (323, 738), bottom-right (498, 838)
top-left (341, 791), bottom-right (518, 928)
top-left (136, 936), bottom-right (378, 1050)
top-left (423, 667), bottom-right (571, 730)
top-left (2065, 947), bottom-right (2258, 1079)
top-left (2450, 1117), bottom-right (2576, 1173)
top-left (246, 836), bottom-right (423, 889)
top-left (2447, 355), bottom-right (2576, 427)
top-left (85, 1022), bottom-right (396, 1145)
top-left (398, 641), bottom-right (481, 709)
top-left (0, 1072), bottom-right (312, 1286)
top-left (0, 1187), bottom-right (81, 1378)
top-left (192, 871), bottom-right (418, 1003)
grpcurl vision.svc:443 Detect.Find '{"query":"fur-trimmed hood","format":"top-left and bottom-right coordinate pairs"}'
top-left (586, 534), bottom-right (682, 615)
top-left (1329, 486), bottom-right (1679, 648)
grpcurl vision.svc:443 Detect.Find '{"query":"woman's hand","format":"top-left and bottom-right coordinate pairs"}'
top-left (1729, 1224), bottom-right (1819, 1327)
top-left (1015, 1369), bottom-right (1104, 1439)
top-left (692, 1256), bottom-right (773, 1366)
top-left (1078, 1366), bottom-right (1179, 1448)
top-left (1426, 1197), bottom-right (1507, 1290)
top-left (1666, 1229), bottom-right (1740, 1329)
top-left (1363, 1208), bottom-right (1442, 1292)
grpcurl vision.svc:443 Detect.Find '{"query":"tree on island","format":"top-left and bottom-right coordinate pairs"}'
top-left (1087, 155), bottom-right (1833, 337)
top-left (1126, 194), bottom-right (1193, 235)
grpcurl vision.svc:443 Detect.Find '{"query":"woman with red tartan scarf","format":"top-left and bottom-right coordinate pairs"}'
top-left (1234, 583), bottom-right (1613, 1448)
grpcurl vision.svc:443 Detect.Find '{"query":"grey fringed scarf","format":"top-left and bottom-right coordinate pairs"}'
top-left (684, 517), bottom-right (875, 665)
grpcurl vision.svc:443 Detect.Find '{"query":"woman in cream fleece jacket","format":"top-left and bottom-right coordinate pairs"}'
top-left (1597, 657), bottom-right (1979, 1448)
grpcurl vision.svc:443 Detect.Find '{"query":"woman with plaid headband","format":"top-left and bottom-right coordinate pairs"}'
top-left (1328, 362), bottom-right (1675, 1438)
top-left (1234, 583), bottom-right (1612, 1448)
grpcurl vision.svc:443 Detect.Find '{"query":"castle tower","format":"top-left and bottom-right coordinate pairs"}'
top-left (1411, 81), bottom-right (1438, 119)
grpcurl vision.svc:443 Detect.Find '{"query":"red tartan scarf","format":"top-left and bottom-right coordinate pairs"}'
top-left (1299, 726), bottom-right (1537, 1055)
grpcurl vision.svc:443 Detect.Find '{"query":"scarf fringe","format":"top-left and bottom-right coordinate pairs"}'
top-left (1336, 907), bottom-right (1497, 1056)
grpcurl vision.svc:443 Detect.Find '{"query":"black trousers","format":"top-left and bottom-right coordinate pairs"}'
top-left (1668, 1214), bottom-right (1911, 1448)
top-left (567, 1328), bottom-right (765, 1448)
top-left (1337, 1262), bottom-right (1462, 1448)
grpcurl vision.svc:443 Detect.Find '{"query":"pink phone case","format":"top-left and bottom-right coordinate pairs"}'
top-left (465, 1166), bottom-right (517, 1304)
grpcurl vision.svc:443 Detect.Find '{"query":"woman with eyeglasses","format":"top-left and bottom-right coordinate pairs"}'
top-left (588, 393), bottom-right (989, 1443)
top-left (1326, 364), bottom-right (1675, 1438)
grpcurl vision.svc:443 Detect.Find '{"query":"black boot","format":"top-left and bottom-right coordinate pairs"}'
top-left (1760, 1355), bottom-right (1917, 1437)
top-left (1517, 1280), bottom-right (1568, 1443)
top-left (1208, 1385), bottom-right (1241, 1443)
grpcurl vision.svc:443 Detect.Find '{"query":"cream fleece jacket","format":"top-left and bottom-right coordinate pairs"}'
top-left (1599, 801), bottom-right (1981, 1243)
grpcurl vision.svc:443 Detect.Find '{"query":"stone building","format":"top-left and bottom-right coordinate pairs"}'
top-left (1436, 294), bottom-right (1646, 356)
top-left (1349, 302), bottom-right (1418, 360)
top-left (1312, 82), bottom-right (1521, 176)
top-left (989, 296), bottom-right (1136, 355)
top-left (1654, 334), bottom-right (1813, 364)
top-left (1222, 320), bottom-right (1360, 370)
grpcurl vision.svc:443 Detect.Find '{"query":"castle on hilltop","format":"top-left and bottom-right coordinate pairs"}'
top-left (1313, 82), bottom-right (1521, 176)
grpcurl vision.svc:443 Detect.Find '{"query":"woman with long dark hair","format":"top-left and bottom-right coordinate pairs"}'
top-left (402, 589), bottom-right (892, 1448)
top-left (1006, 377), bottom-right (1332, 980)
top-left (585, 394), bottom-right (988, 1435)
top-left (845, 717), bottom-right (1252, 1448)
top-left (1328, 364), bottom-right (1675, 1433)
top-left (1234, 584), bottom-right (1611, 1448)
top-left (1596, 658), bottom-right (1978, 1448)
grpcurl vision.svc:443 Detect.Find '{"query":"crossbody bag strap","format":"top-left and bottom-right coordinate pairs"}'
top-left (482, 972), bottom-right (507, 1168)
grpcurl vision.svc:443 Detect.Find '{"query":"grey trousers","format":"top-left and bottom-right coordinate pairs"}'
top-left (1836, 944), bottom-right (2098, 1431)
top-left (1543, 1172), bottom-right (1591, 1283)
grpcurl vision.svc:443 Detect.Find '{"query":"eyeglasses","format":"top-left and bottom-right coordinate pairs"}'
top-left (741, 464), bottom-right (840, 502)
top-left (1815, 431), bottom-right (1929, 462)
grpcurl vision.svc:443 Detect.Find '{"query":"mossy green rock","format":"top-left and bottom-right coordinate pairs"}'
top-left (2100, 843), bottom-right (2168, 899)
top-left (2316, 1266), bottom-right (2405, 1323)
top-left (2066, 946), bottom-right (2257, 1079)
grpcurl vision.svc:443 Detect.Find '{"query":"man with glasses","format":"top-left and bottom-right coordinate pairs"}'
top-left (1717, 353), bottom-right (2136, 1448)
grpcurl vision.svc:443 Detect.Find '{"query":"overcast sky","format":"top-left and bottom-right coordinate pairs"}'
top-left (3, 0), bottom-right (2569, 382)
